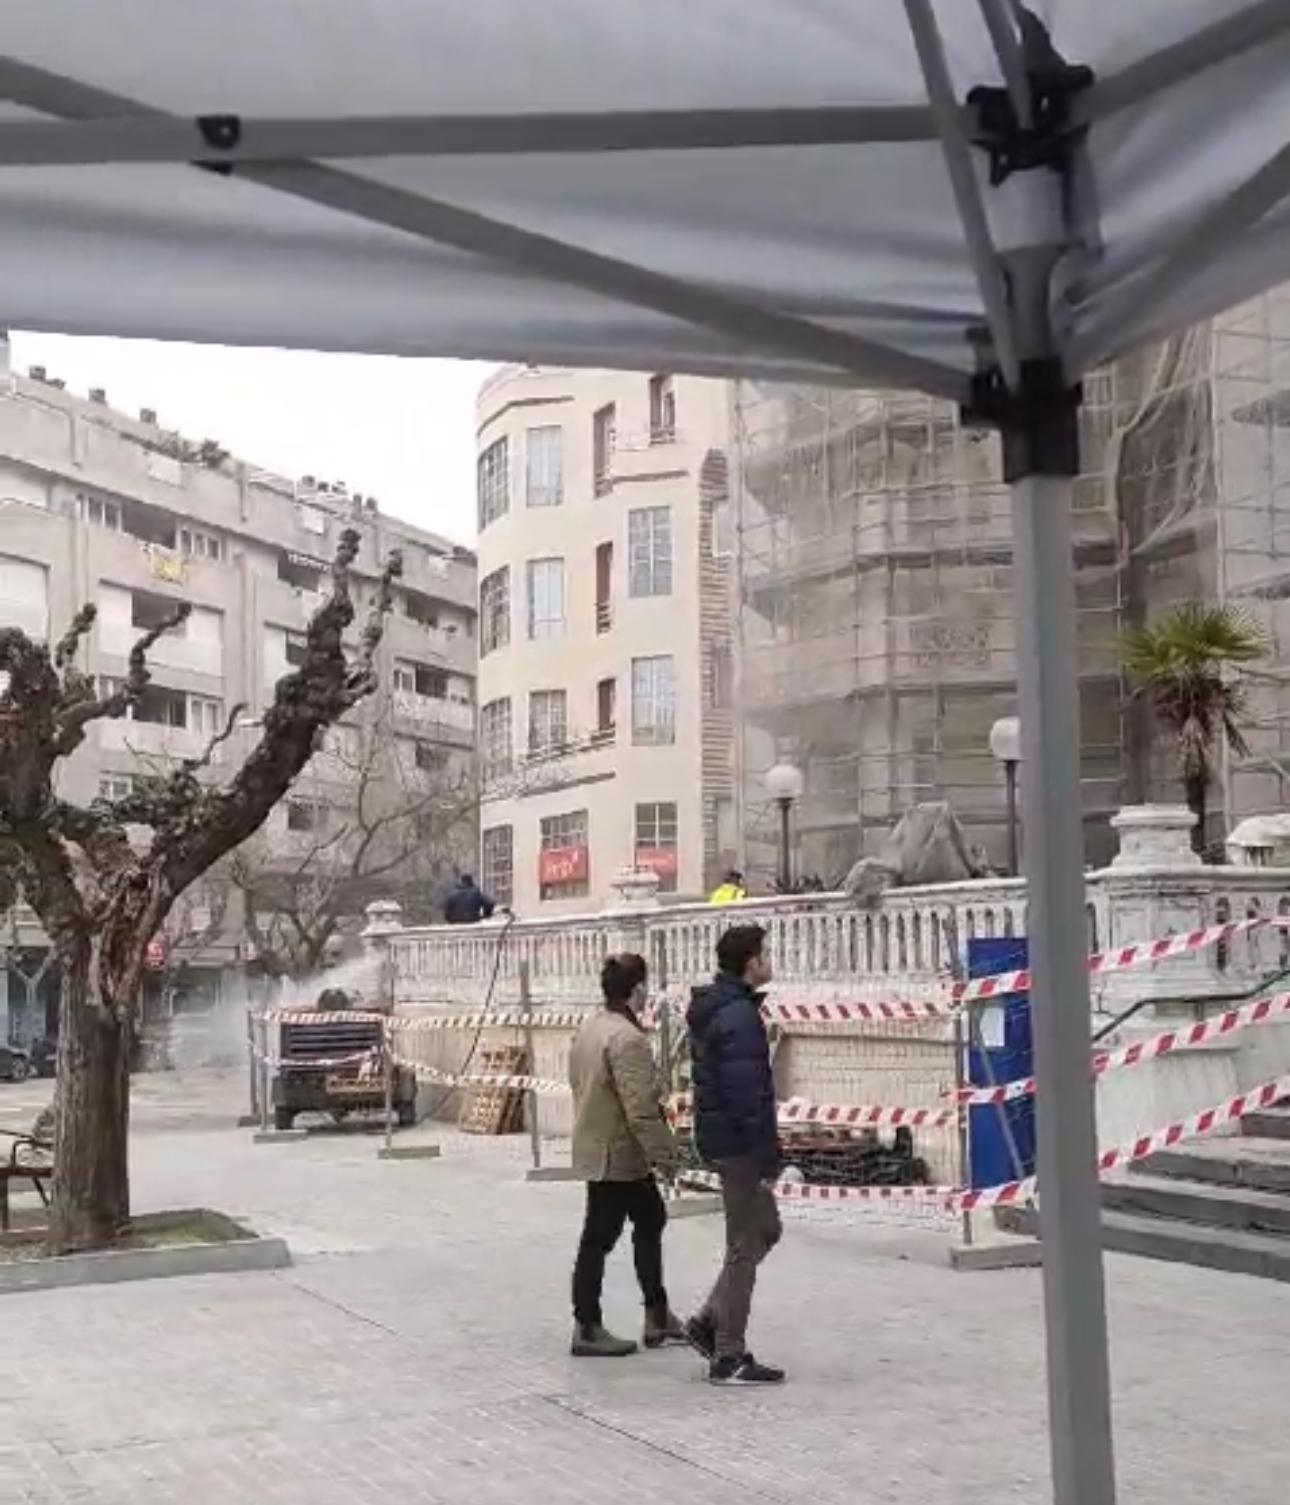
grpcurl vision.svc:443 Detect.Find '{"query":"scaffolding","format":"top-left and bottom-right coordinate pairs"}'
top-left (732, 287), bottom-right (1290, 887)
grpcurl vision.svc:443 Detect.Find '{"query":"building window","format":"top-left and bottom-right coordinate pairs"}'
top-left (477, 436), bottom-right (510, 529)
top-left (632, 655), bottom-right (676, 746)
top-left (414, 740), bottom-right (449, 774)
top-left (188, 694), bottom-right (224, 742)
top-left (635, 802), bottom-right (679, 892)
top-left (287, 799), bottom-right (326, 834)
top-left (526, 557), bottom-right (566, 640)
top-left (596, 677), bottom-right (617, 742)
top-left (0, 555), bottom-right (50, 641)
top-left (394, 661), bottom-right (448, 699)
top-left (296, 502), bottom-right (327, 536)
top-left (539, 809), bottom-right (589, 902)
top-left (78, 491), bottom-right (123, 531)
top-left (482, 825), bottom-right (514, 909)
top-left (98, 772), bottom-right (136, 803)
top-left (479, 567), bottom-right (510, 656)
top-left (525, 426), bottom-right (563, 508)
top-left (480, 697), bottom-right (513, 780)
top-left (178, 526), bottom-right (224, 563)
top-left (593, 404), bottom-right (616, 496)
top-left (628, 507), bottom-right (673, 598)
top-left (285, 631), bottom-right (308, 667)
top-left (131, 588), bottom-right (186, 634)
top-left (708, 645), bottom-right (733, 710)
top-left (649, 375), bottom-right (676, 442)
top-left (528, 689), bottom-right (568, 758)
top-left (595, 541), bottom-right (613, 633)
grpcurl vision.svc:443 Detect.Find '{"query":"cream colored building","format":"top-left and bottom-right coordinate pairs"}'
top-left (474, 366), bottom-right (735, 914)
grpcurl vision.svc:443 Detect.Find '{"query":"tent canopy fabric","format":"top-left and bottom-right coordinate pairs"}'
top-left (0, 1), bottom-right (1287, 393)
top-left (4, 8), bottom-right (1290, 1504)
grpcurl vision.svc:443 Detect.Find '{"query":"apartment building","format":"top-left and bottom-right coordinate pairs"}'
top-left (474, 366), bottom-right (735, 914)
top-left (0, 352), bottom-right (477, 1046)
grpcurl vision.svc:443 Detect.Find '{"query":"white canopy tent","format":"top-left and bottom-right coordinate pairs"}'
top-left (4, 4), bottom-right (1290, 1500)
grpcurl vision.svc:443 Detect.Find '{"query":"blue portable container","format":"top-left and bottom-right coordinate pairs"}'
top-left (965, 937), bottom-right (1036, 1189)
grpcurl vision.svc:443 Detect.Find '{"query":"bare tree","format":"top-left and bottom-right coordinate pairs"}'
top-left (0, 529), bottom-right (399, 1252)
top-left (230, 712), bottom-right (477, 980)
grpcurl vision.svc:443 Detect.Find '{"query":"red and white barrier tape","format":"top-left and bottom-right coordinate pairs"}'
top-left (951, 1070), bottom-right (1290, 1211)
top-left (263, 1007), bottom-right (591, 1031)
top-left (763, 997), bottom-right (957, 1025)
top-left (390, 1054), bottom-right (571, 1097)
top-left (950, 917), bottom-right (1283, 1005)
top-left (1096, 1072), bottom-right (1290, 1175)
top-left (680, 1169), bottom-right (959, 1206)
top-left (257, 1049), bottom-right (381, 1073)
top-left (666, 1093), bottom-right (956, 1130)
top-left (947, 987), bottom-right (1290, 1106)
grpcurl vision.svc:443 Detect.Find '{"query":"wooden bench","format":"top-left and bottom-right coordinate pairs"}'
top-left (0, 1110), bottom-right (54, 1232)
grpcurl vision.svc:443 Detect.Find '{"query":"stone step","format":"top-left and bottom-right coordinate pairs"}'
top-left (995, 1204), bottom-right (1290, 1282)
top-left (1138, 1137), bottom-right (1290, 1195)
top-left (1100, 1173), bottom-right (1290, 1237)
top-left (1242, 1106), bottom-right (1290, 1142)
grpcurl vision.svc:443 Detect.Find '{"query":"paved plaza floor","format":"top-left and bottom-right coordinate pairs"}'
top-left (1, 1069), bottom-right (1287, 1504)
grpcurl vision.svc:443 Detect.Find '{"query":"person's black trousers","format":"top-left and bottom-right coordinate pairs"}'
top-left (571, 1177), bottom-right (668, 1327)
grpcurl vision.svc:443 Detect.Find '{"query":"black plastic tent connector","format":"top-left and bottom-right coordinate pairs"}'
top-left (194, 114), bottom-right (242, 176)
top-left (962, 357), bottom-right (1081, 482)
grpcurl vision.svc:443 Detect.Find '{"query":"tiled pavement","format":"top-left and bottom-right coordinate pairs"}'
top-left (0, 1071), bottom-right (1287, 1503)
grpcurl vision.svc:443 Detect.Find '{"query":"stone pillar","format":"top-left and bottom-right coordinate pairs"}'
top-left (361, 899), bottom-right (405, 954)
top-left (1099, 806), bottom-right (1227, 1015)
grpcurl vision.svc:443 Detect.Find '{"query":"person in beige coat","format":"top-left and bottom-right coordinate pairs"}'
top-left (569, 953), bottom-right (684, 1357)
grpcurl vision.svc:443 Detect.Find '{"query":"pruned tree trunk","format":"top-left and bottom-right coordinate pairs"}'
top-left (49, 940), bottom-right (133, 1253)
top-left (1184, 772), bottom-right (1208, 858)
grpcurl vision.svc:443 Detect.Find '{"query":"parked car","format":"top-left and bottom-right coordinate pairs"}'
top-left (0, 1044), bottom-right (33, 1083)
top-left (28, 1036), bottom-right (56, 1079)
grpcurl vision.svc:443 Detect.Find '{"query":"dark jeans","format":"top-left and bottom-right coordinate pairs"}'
top-left (571, 1177), bottom-right (668, 1327)
top-left (698, 1157), bottom-right (782, 1360)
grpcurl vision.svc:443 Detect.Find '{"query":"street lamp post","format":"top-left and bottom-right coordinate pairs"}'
top-left (990, 716), bottom-right (1022, 877)
top-left (764, 762), bottom-right (804, 893)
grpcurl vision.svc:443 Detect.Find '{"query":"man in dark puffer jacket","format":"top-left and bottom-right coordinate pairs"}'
top-left (684, 924), bottom-right (785, 1386)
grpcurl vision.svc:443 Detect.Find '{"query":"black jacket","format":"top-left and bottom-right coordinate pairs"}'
top-left (687, 973), bottom-right (778, 1176)
top-left (443, 882), bottom-right (495, 925)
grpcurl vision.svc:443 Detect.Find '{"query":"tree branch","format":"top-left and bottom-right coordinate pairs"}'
top-left (52, 603), bottom-right (193, 756)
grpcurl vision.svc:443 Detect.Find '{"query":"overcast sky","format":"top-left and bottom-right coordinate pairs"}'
top-left (10, 332), bottom-right (491, 546)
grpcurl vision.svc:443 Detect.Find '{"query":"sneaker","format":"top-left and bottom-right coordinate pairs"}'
top-left (643, 1307), bottom-right (689, 1349)
top-left (683, 1314), bottom-right (716, 1360)
top-left (709, 1353), bottom-right (786, 1386)
top-left (571, 1323), bottom-right (638, 1358)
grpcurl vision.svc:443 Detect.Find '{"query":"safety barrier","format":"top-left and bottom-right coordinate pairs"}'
top-left (244, 914), bottom-right (1290, 1236)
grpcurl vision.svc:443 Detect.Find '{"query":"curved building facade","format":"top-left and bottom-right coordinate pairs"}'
top-left (474, 366), bottom-right (733, 914)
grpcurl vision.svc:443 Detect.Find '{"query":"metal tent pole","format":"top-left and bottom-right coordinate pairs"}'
top-left (1011, 461), bottom-right (1117, 1505)
top-left (903, 1), bottom-right (1118, 1494)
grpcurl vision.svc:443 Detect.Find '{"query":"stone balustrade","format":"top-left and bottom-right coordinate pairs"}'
top-left (377, 808), bottom-right (1290, 1178)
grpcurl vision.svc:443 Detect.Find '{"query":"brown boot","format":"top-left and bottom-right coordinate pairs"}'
top-left (643, 1305), bottom-right (688, 1348)
top-left (571, 1322), bottom-right (638, 1357)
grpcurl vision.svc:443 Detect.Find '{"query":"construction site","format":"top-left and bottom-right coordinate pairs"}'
top-left (732, 286), bottom-right (1290, 886)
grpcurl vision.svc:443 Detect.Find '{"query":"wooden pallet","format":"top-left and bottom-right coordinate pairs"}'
top-left (459, 1046), bottom-right (528, 1135)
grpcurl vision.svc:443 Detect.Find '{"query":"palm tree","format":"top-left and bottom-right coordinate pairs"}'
top-left (1122, 603), bottom-right (1267, 855)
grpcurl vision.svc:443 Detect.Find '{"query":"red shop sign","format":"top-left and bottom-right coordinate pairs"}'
top-left (634, 845), bottom-right (678, 879)
top-left (539, 845), bottom-right (589, 886)
top-left (144, 936), bottom-right (168, 970)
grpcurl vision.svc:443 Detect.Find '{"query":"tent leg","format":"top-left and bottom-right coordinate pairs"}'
top-left (1011, 469), bottom-right (1117, 1505)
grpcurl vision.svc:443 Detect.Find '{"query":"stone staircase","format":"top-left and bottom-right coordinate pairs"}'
top-left (997, 1106), bottom-right (1290, 1281)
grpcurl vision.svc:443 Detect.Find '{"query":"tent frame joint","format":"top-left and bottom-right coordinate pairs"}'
top-left (961, 357), bottom-right (1080, 482)
top-left (197, 113), bottom-right (241, 175)
top-left (966, 55), bottom-right (1093, 185)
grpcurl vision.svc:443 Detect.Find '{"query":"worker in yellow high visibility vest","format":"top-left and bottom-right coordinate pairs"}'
top-left (708, 870), bottom-right (747, 905)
